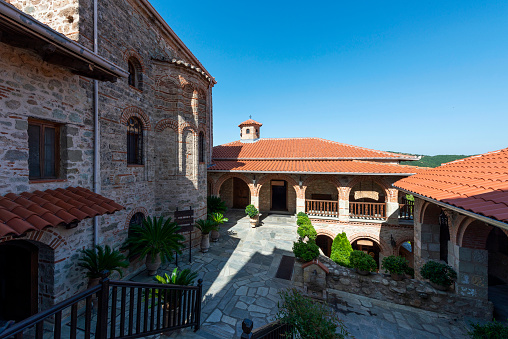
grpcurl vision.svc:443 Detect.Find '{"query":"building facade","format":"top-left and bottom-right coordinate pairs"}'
top-left (0, 0), bottom-right (214, 321)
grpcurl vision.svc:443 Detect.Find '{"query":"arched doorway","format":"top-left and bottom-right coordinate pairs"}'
top-left (271, 180), bottom-right (287, 211)
top-left (486, 227), bottom-right (508, 320)
top-left (399, 241), bottom-right (414, 268)
top-left (218, 177), bottom-right (251, 209)
top-left (352, 239), bottom-right (381, 268)
top-left (0, 241), bottom-right (39, 321)
top-left (439, 212), bottom-right (450, 263)
top-left (316, 235), bottom-right (333, 257)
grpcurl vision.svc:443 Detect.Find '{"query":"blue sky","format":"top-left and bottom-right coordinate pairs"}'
top-left (150, 1), bottom-right (508, 155)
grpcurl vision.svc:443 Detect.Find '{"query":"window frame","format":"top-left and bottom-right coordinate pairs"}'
top-left (127, 117), bottom-right (144, 165)
top-left (198, 131), bottom-right (205, 163)
top-left (28, 119), bottom-right (61, 180)
top-left (127, 57), bottom-right (143, 91)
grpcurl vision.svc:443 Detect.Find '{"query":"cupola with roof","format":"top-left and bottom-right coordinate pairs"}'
top-left (239, 118), bottom-right (262, 142)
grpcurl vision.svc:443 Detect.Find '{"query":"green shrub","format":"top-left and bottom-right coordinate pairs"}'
top-left (297, 223), bottom-right (317, 240)
top-left (207, 196), bottom-right (227, 214)
top-left (420, 261), bottom-right (457, 287)
top-left (245, 204), bottom-right (259, 218)
top-left (330, 232), bottom-right (353, 267)
top-left (78, 245), bottom-right (129, 279)
top-left (297, 215), bottom-right (310, 227)
top-left (405, 265), bottom-right (415, 278)
top-left (275, 289), bottom-right (350, 339)
top-left (297, 212), bottom-right (308, 218)
top-left (349, 250), bottom-right (377, 272)
top-left (293, 239), bottom-right (320, 262)
top-left (381, 255), bottom-right (409, 275)
top-left (468, 320), bottom-right (508, 339)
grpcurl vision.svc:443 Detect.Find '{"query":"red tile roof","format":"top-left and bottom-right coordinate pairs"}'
top-left (0, 187), bottom-right (124, 237)
top-left (213, 138), bottom-right (419, 160)
top-left (238, 119), bottom-right (262, 127)
top-left (209, 160), bottom-right (424, 175)
top-left (394, 148), bottom-right (508, 223)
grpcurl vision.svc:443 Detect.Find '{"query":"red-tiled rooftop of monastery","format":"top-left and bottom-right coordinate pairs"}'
top-left (0, 186), bottom-right (124, 237)
top-left (238, 119), bottom-right (262, 127)
top-left (213, 138), bottom-right (419, 160)
top-left (209, 160), bottom-right (425, 175)
top-left (394, 148), bottom-right (508, 223)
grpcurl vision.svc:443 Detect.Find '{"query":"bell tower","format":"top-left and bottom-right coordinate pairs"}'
top-left (239, 118), bottom-right (262, 142)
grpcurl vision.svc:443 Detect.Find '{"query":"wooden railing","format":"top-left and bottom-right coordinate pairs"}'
top-left (399, 197), bottom-right (414, 220)
top-left (241, 319), bottom-right (294, 338)
top-left (0, 275), bottom-right (203, 339)
top-left (305, 199), bottom-right (339, 218)
top-left (349, 202), bottom-right (386, 220)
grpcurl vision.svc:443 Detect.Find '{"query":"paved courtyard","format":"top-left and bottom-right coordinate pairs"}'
top-left (131, 211), bottom-right (472, 338)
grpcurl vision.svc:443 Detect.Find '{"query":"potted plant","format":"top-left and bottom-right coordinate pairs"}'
top-left (123, 216), bottom-right (185, 276)
top-left (195, 219), bottom-right (217, 252)
top-left (350, 250), bottom-right (377, 275)
top-left (208, 212), bottom-right (229, 242)
top-left (381, 255), bottom-right (409, 281)
top-left (292, 239), bottom-right (320, 262)
top-left (78, 245), bottom-right (129, 287)
top-left (207, 196), bottom-right (227, 215)
top-left (154, 268), bottom-right (198, 327)
top-left (245, 204), bottom-right (259, 228)
top-left (420, 261), bottom-right (457, 291)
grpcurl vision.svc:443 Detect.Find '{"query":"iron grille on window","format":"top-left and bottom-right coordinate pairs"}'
top-left (127, 117), bottom-right (143, 165)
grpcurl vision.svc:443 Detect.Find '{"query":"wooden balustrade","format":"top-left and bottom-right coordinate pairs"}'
top-left (349, 202), bottom-right (386, 220)
top-left (305, 199), bottom-right (339, 218)
top-left (399, 197), bottom-right (415, 220)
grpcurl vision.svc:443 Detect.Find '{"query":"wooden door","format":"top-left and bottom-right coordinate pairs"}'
top-left (233, 178), bottom-right (249, 208)
top-left (271, 180), bottom-right (287, 211)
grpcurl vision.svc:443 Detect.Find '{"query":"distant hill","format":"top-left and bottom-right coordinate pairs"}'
top-left (391, 153), bottom-right (471, 168)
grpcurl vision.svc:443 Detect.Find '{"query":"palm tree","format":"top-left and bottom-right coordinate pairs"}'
top-left (78, 245), bottom-right (129, 279)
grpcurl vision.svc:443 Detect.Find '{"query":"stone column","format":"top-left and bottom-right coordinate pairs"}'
top-left (338, 187), bottom-right (349, 222)
top-left (449, 243), bottom-right (489, 300)
top-left (250, 193), bottom-right (259, 210)
top-left (296, 197), bottom-right (305, 214)
top-left (386, 188), bottom-right (399, 225)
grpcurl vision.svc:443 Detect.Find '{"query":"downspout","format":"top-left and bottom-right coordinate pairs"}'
top-left (93, 0), bottom-right (100, 246)
top-left (208, 81), bottom-right (213, 164)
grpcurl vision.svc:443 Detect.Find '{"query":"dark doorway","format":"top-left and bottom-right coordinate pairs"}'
top-left (439, 212), bottom-right (450, 263)
top-left (271, 180), bottom-right (287, 211)
top-left (316, 235), bottom-right (333, 257)
top-left (233, 178), bottom-right (250, 209)
top-left (352, 239), bottom-right (381, 269)
top-left (487, 227), bottom-right (508, 321)
top-left (0, 241), bottom-right (39, 321)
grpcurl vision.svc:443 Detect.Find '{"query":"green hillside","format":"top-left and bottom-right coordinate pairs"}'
top-left (399, 154), bottom-right (470, 168)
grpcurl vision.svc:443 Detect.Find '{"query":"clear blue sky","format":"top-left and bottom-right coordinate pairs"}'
top-left (150, 0), bottom-right (508, 155)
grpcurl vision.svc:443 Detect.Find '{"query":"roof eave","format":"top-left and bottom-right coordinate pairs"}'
top-left (207, 169), bottom-right (416, 176)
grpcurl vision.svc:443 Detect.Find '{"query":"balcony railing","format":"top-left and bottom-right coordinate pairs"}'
top-left (349, 202), bottom-right (386, 220)
top-left (399, 197), bottom-right (414, 220)
top-left (305, 199), bottom-right (339, 218)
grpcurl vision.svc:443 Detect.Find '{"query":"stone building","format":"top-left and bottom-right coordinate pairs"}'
top-left (394, 147), bottom-right (508, 320)
top-left (208, 119), bottom-right (424, 267)
top-left (0, 0), bottom-right (214, 321)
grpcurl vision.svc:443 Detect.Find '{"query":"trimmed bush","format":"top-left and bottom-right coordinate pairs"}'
top-left (420, 261), bottom-right (457, 287)
top-left (293, 239), bottom-right (320, 262)
top-left (381, 255), bottom-right (409, 275)
top-left (468, 320), bottom-right (508, 339)
top-left (297, 212), bottom-right (308, 218)
top-left (297, 215), bottom-right (310, 227)
top-left (350, 250), bottom-right (377, 272)
top-left (330, 232), bottom-right (353, 267)
top-left (297, 223), bottom-right (317, 240)
top-left (245, 204), bottom-right (259, 218)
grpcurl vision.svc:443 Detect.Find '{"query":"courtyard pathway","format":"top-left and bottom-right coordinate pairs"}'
top-left (131, 211), bottom-right (471, 338)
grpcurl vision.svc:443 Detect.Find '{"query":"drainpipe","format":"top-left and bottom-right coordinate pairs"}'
top-left (207, 81), bottom-right (213, 164)
top-left (93, 0), bottom-right (100, 247)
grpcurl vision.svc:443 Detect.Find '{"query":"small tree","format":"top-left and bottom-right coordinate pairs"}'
top-left (293, 239), bottom-right (320, 262)
top-left (330, 232), bottom-right (353, 267)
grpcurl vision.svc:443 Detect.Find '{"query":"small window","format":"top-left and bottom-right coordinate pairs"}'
top-left (199, 132), bottom-right (205, 163)
top-left (246, 128), bottom-right (250, 134)
top-left (127, 117), bottom-right (143, 165)
top-left (28, 120), bottom-right (60, 179)
top-left (127, 57), bottom-right (143, 90)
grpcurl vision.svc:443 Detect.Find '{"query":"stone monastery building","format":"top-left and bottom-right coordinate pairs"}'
top-left (0, 0), bottom-right (214, 321)
top-left (208, 119), bottom-right (425, 266)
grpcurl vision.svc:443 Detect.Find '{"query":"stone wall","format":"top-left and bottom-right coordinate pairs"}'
top-left (293, 256), bottom-right (493, 320)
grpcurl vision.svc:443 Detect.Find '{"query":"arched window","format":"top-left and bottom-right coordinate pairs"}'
top-left (127, 117), bottom-right (143, 165)
top-left (127, 57), bottom-right (143, 90)
top-left (199, 132), bottom-right (205, 163)
top-left (246, 128), bottom-right (250, 134)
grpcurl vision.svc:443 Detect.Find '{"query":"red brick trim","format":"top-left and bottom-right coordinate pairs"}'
top-left (315, 228), bottom-right (336, 240)
top-left (302, 175), bottom-right (341, 198)
top-left (255, 173), bottom-right (302, 198)
top-left (120, 106), bottom-right (152, 131)
top-left (154, 118), bottom-right (178, 132)
top-left (395, 238), bottom-right (413, 256)
top-left (345, 176), bottom-right (390, 202)
top-left (179, 121), bottom-right (197, 135)
top-left (302, 259), bottom-right (330, 274)
top-left (0, 228), bottom-right (68, 251)
top-left (457, 217), bottom-right (492, 249)
top-left (155, 75), bottom-right (180, 94)
top-left (123, 49), bottom-right (145, 73)
top-left (124, 206), bottom-right (149, 230)
top-left (213, 173), bottom-right (254, 197)
top-left (348, 233), bottom-right (389, 255)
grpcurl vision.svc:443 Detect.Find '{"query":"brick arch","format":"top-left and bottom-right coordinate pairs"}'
top-left (213, 173), bottom-right (255, 197)
top-left (301, 175), bottom-right (341, 198)
top-left (179, 121), bottom-right (197, 135)
top-left (124, 207), bottom-right (149, 230)
top-left (198, 123), bottom-right (207, 136)
top-left (345, 176), bottom-right (390, 202)
top-left (348, 233), bottom-right (389, 255)
top-left (255, 173), bottom-right (302, 198)
top-left (457, 217), bottom-right (493, 249)
top-left (420, 201), bottom-right (441, 224)
top-left (123, 49), bottom-right (145, 73)
top-left (315, 228), bottom-right (337, 240)
top-left (155, 118), bottom-right (178, 132)
top-left (0, 228), bottom-right (68, 252)
top-left (120, 106), bottom-right (152, 131)
top-left (155, 75), bottom-right (180, 93)
top-left (207, 175), bottom-right (215, 196)
top-left (395, 238), bottom-right (414, 256)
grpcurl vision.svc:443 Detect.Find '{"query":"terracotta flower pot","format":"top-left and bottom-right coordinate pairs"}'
top-left (250, 215), bottom-right (259, 228)
top-left (430, 281), bottom-right (449, 291)
top-left (390, 273), bottom-right (405, 281)
top-left (210, 229), bottom-right (220, 242)
top-left (201, 233), bottom-right (210, 253)
top-left (146, 253), bottom-right (161, 276)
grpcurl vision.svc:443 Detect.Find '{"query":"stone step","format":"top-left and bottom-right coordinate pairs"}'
top-left (261, 214), bottom-right (296, 224)
top-left (162, 326), bottom-right (223, 339)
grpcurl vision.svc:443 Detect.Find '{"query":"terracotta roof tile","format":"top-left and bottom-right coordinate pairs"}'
top-left (213, 138), bottom-right (419, 160)
top-left (0, 186), bottom-right (124, 237)
top-left (238, 119), bottom-right (263, 127)
top-left (394, 147), bottom-right (508, 223)
top-left (208, 160), bottom-right (424, 175)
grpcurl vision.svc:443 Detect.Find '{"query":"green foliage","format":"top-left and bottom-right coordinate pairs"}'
top-left (297, 223), bottom-right (317, 240)
top-left (468, 320), bottom-right (508, 339)
top-left (78, 245), bottom-right (129, 279)
top-left (292, 239), bottom-right (320, 262)
top-left (381, 255), bottom-right (409, 275)
top-left (245, 204), bottom-right (259, 218)
top-left (420, 261), bottom-right (457, 287)
top-left (349, 250), bottom-right (377, 272)
top-left (399, 154), bottom-right (470, 168)
top-left (405, 265), bottom-right (415, 278)
top-left (195, 219), bottom-right (218, 235)
top-left (208, 212), bottom-right (228, 226)
top-left (123, 216), bottom-right (184, 262)
top-left (275, 289), bottom-right (350, 339)
top-left (297, 215), bottom-right (310, 227)
top-left (330, 232), bottom-right (353, 267)
top-left (154, 267), bottom-right (198, 286)
top-left (297, 212), bottom-right (308, 218)
top-left (405, 194), bottom-right (415, 201)
top-left (207, 196), bottom-right (227, 214)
